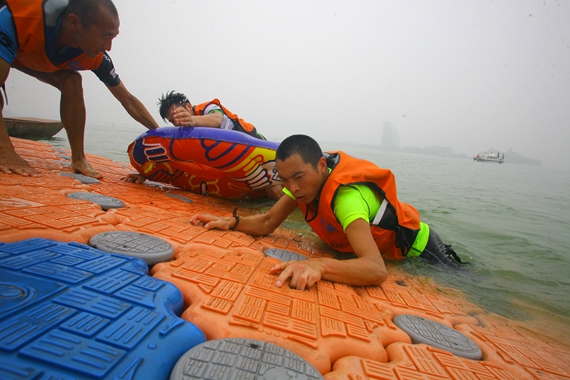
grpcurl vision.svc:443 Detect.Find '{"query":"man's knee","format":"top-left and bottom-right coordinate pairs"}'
top-left (14, 66), bottom-right (83, 94)
top-left (55, 70), bottom-right (83, 96)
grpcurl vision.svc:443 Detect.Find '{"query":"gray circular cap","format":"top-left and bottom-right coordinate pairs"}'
top-left (169, 338), bottom-right (324, 380)
top-left (264, 248), bottom-right (308, 262)
top-left (89, 231), bottom-right (174, 266)
top-left (59, 172), bottom-right (100, 184)
top-left (165, 192), bottom-right (193, 204)
top-left (67, 192), bottom-right (124, 210)
top-left (393, 314), bottom-right (482, 360)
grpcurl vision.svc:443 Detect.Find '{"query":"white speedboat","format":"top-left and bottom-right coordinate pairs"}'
top-left (473, 151), bottom-right (504, 163)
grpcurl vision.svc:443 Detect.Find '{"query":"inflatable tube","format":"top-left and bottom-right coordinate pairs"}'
top-left (127, 127), bottom-right (282, 199)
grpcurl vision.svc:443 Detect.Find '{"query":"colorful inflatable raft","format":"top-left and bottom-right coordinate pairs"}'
top-left (1, 137), bottom-right (570, 379)
top-left (127, 127), bottom-right (282, 199)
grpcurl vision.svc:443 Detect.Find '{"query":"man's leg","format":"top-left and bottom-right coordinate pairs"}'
top-left (419, 228), bottom-right (462, 268)
top-left (57, 70), bottom-right (101, 178)
top-left (14, 66), bottom-right (102, 178)
top-left (0, 60), bottom-right (38, 175)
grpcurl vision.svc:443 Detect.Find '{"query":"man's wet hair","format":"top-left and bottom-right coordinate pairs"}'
top-left (66, 0), bottom-right (118, 28)
top-left (276, 135), bottom-right (323, 169)
top-left (158, 91), bottom-right (190, 121)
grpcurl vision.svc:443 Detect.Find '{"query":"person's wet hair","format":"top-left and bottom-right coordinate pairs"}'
top-left (66, 0), bottom-right (118, 28)
top-left (157, 91), bottom-right (190, 121)
top-left (276, 135), bottom-right (323, 169)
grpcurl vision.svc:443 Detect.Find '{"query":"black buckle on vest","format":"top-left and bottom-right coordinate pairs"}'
top-left (324, 152), bottom-right (339, 169)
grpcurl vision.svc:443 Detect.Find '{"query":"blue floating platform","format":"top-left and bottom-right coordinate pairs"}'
top-left (0, 238), bottom-right (206, 380)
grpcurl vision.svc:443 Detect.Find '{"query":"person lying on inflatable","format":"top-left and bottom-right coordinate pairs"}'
top-left (158, 91), bottom-right (266, 140)
top-left (191, 134), bottom-right (464, 291)
top-left (126, 91), bottom-right (283, 200)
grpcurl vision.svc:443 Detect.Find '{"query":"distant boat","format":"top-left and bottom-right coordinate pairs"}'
top-left (5, 117), bottom-right (64, 139)
top-left (473, 151), bottom-right (504, 164)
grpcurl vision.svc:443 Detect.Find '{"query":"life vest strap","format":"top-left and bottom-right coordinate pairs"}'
top-left (372, 199), bottom-right (388, 225)
top-left (371, 199), bottom-right (419, 257)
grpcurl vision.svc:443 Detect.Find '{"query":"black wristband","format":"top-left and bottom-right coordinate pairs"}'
top-left (229, 207), bottom-right (240, 230)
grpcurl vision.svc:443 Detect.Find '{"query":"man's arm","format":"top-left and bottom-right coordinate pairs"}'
top-left (171, 107), bottom-right (223, 128)
top-left (190, 193), bottom-right (297, 235)
top-left (107, 81), bottom-right (158, 130)
top-left (0, 59), bottom-right (38, 176)
top-left (270, 218), bottom-right (388, 290)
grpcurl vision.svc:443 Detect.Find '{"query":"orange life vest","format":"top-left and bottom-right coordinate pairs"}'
top-left (6, 0), bottom-right (103, 72)
top-left (193, 99), bottom-right (259, 138)
top-left (297, 152), bottom-right (421, 259)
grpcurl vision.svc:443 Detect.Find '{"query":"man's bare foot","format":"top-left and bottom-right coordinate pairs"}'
top-left (71, 158), bottom-right (103, 179)
top-left (0, 150), bottom-right (39, 176)
top-left (124, 173), bottom-right (147, 184)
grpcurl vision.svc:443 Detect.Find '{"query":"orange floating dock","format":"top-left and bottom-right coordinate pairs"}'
top-left (1, 137), bottom-right (570, 379)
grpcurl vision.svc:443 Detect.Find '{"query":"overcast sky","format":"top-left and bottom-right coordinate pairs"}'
top-left (4, 0), bottom-right (569, 168)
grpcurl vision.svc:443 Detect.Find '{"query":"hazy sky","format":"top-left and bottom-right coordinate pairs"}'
top-left (4, 0), bottom-right (569, 167)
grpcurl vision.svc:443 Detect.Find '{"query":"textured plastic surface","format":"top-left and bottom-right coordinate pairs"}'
top-left (169, 338), bottom-right (324, 380)
top-left (59, 172), bottom-right (101, 184)
top-left (264, 248), bottom-right (308, 262)
top-left (0, 238), bottom-right (206, 380)
top-left (67, 191), bottom-right (125, 210)
top-left (393, 314), bottom-right (482, 360)
top-left (151, 245), bottom-right (409, 374)
top-left (89, 231), bottom-right (174, 265)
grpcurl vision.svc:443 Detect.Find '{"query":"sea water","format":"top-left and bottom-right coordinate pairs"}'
top-left (45, 123), bottom-right (570, 344)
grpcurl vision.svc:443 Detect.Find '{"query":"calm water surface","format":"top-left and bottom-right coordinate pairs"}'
top-left (46, 124), bottom-right (570, 343)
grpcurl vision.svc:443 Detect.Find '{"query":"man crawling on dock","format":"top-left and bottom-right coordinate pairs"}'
top-left (0, 0), bottom-right (158, 178)
top-left (191, 134), bottom-right (464, 291)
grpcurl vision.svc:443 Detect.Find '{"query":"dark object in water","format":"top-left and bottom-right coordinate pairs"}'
top-left (5, 116), bottom-right (63, 139)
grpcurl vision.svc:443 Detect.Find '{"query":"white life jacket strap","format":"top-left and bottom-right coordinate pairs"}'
top-left (372, 198), bottom-right (389, 225)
